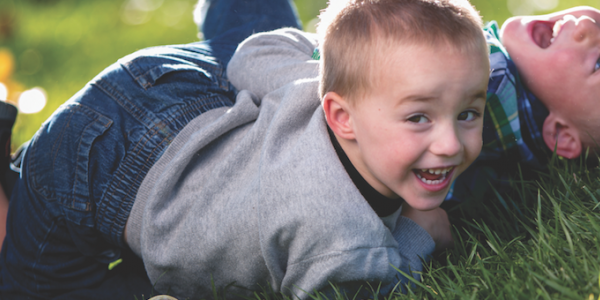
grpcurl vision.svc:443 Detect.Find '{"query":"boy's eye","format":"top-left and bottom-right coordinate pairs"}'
top-left (407, 115), bottom-right (428, 123)
top-left (457, 110), bottom-right (479, 121)
top-left (595, 57), bottom-right (600, 72)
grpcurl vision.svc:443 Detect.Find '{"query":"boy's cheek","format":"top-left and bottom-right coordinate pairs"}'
top-left (464, 133), bottom-right (483, 164)
top-left (499, 17), bottom-right (525, 45)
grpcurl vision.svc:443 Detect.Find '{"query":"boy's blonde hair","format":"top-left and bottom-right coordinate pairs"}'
top-left (317, 0), bottom-right (487, 102)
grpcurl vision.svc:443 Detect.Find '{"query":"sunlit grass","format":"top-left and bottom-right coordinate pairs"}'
top-left (384, 155), bottom-right (600, 299)
top-left (398, 155), bottom-right (600, 299)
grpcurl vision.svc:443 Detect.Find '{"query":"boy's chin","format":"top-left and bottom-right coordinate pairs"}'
top-left (404, 197), bottom-right (445, 211)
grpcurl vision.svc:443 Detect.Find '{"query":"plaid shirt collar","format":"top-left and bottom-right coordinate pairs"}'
top-left (444, 22), bottom-right (551, 202)
top-left (481, 21), bottom-right (550, 168)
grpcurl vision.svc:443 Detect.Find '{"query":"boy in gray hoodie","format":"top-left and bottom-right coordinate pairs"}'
top-left (0, 0), bottom-right (489, 299)
top-left (126, 0), bottom-right (488, 298)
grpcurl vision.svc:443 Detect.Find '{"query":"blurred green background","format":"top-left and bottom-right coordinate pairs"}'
top-left (0, 0), bottom-right (599, 149)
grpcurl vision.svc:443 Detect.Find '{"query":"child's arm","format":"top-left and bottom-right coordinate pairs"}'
top-left (401, 204), bottom-right (453, 251)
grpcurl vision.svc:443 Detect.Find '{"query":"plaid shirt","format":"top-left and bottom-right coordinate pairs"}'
top-left (445, 21), bottom-right (550, 202)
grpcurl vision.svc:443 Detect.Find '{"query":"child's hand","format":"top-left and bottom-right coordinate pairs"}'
top-left (401, 204), bottom-right (453, 251)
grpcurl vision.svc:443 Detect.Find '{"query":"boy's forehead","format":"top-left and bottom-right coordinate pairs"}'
top-left (375, 39), bottom-right (489, 71)
top-left (379, 34), bottom-right (488, 58)
top-left (369, 42), bottom-right (488, 96)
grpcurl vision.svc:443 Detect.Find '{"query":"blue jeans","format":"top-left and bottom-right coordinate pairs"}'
top-left (0, 1), bottom-right (301, 298)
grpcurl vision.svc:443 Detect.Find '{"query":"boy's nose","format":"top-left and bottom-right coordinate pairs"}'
top-left (572, 16), bottom-right (599, 43)
top-left (430, 124), bottom-right (462, 157)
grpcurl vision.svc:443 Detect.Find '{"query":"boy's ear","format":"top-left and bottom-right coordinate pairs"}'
top-left (542, 113), bottom-right (582, 159)
top-left (322, 91), bottom-right (355, 140)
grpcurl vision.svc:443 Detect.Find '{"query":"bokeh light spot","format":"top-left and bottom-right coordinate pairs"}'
top-left (0, 83), bottom-right (7, 101)
top-left (132, 0), bottom-right (164, 11)
top-left (122, 4), bottom-right (151, 25)
top-left (121, 0), bottom-right (164, 25)
top-left (508, 0), bottom-right (559, 15)
top-left (531, 0), bottom-right (559, 11)
top-left (18, 87), bottom-right (46, 114)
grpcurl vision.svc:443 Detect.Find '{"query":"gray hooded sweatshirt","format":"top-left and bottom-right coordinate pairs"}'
top-left (126, 28), bottom-right (435, 299)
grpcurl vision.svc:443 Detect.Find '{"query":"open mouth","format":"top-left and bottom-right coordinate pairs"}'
top-left (531, 17), bottom-right (570, 49)
top-left (531, 20), bottom-right (556, 49)
top-left (414, 167), bottom-right (453, 185)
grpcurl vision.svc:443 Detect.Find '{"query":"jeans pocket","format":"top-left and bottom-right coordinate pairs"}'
top-left (29, 103), bottom-right (112, 212)
top-left (121, 45), bottom-right (229, 91)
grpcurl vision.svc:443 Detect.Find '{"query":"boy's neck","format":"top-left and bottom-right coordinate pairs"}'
top-left (327, 127), bottom-right (402, 217)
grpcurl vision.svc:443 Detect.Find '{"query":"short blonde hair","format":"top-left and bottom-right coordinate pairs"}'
top-left (317, 0), bottom-right (487, 102)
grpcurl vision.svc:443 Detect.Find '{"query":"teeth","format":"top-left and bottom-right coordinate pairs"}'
top-left (420, 167), bottom-right (452, 175)
top-left (551, 20), bottom-right (563, 43)
top-left (415, 167), bottom-right (453, 185)
top-left (416, 175), bottom-right (443, 185)
top-left (551, 15), bottom-right (576, 44)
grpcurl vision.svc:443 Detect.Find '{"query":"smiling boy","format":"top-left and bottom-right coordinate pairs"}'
top-left (249, 5), bottom-right (600, 205)
top-left (447, 6), bottom-right (600, 203)
top-left (128, 0), bottom-right (489, 298)
top-left (0, 0), bottom-right (489, 299)
top-left (321, 42), bottom-right (487, 211)
top-left (501, 7), bottom-right (600, 158)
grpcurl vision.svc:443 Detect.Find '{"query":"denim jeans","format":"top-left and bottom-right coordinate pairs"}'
top-left (0, 0), bottom-right (301, 298)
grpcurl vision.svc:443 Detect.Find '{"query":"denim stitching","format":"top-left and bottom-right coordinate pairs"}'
top-left (72, 114), bottom-right (109, 211)
top-left (30, 106), bottom-right (76, 199)
top-left (31, 104), bottom-right (111, 210)
top-left (102, 96), bottom-right (232, 245)
top-left (92, 80), bottom-right (151, 129)
top-left (115, 97), bottom-right (228, 214)
top-left (122, 48), bottom-right (228, 91)
top-left (88, 93), bottom-right (230, 245)
top-left (32, 217), bottom-right (60, 294)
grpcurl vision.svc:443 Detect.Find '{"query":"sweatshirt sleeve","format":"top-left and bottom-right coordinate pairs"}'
top-left (391, 216), bottom-right (436, 281)
top-left (227, 28), bottom-right (319, 99)
top-left (281, 215), bottom-right (436, 299)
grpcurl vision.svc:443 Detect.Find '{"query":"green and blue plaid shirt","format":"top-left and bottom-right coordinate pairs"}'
top-left (445, 21), bottom-right (550, 202)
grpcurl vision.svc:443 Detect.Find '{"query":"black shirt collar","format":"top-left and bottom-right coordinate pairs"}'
top-left (327, 127), bottom-right (403, 217)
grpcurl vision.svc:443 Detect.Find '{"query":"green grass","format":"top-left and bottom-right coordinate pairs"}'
top-left (299, 157), bottom-right (600, 299)
top-left (378, 155), bottom-right (600, 299)
top-left (405, 156), bottom-right (600, 299)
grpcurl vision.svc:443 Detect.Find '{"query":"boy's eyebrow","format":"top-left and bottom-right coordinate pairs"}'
top-left (401, 96), bottom-right (437, 102)
top-left (471, 90), bottom-right (487, 101)
top-left (401, 90), bottom-right (487, 103)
